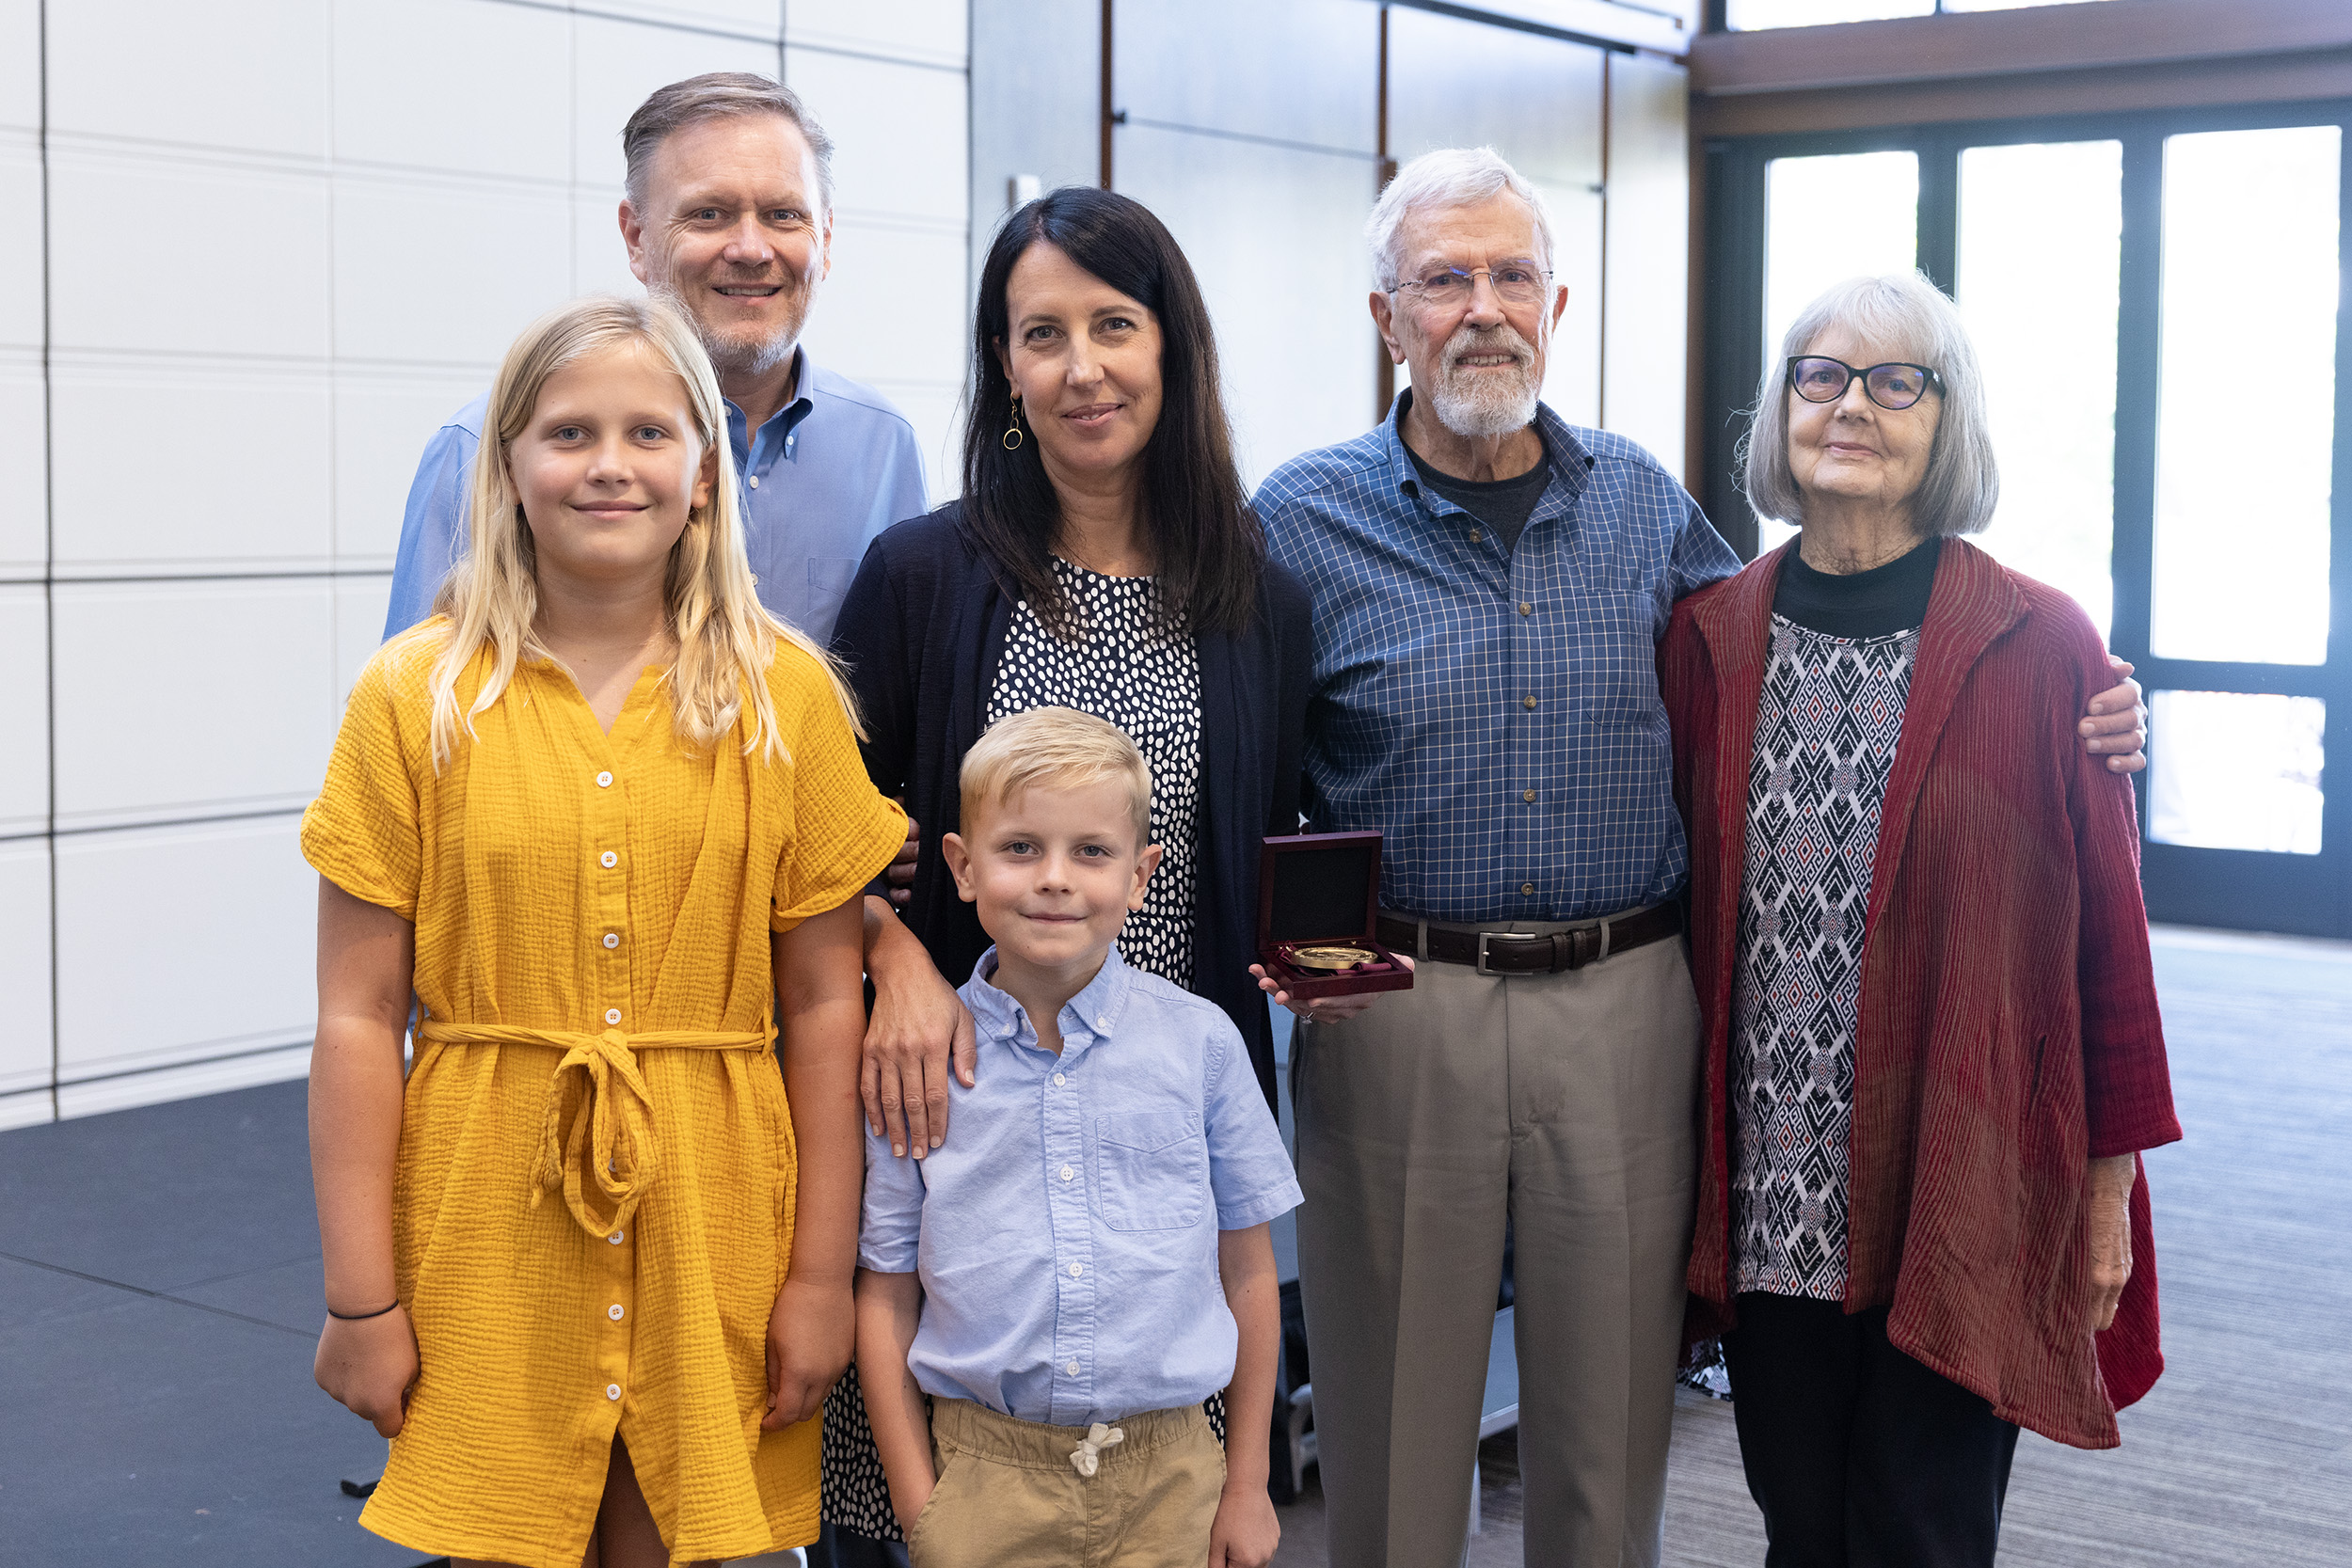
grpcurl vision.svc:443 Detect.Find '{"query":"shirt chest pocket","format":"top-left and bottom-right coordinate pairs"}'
top-left (1090, 1112), bottom-right (1206, 1232)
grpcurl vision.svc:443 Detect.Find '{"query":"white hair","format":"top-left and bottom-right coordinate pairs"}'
top-left (1366, 146), bottom-right (1557, 287)
top-left (1740, 272), bottom-right (2000, 537)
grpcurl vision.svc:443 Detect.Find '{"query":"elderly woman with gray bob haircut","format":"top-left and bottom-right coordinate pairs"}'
top-left (1660, 273), bottom-right (2183, 1566)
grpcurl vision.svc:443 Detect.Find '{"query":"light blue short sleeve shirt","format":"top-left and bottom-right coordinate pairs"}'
top-left (381, 348), bottom-right (929, 644)
top-left (858, 944), bottom-right (1303, 1428)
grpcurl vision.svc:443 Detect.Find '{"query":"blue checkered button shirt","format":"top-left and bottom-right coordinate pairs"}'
top-left (1255, 398), bottom-right (1740, 924)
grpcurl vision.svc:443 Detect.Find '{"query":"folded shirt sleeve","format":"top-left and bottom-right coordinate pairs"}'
top-left (857, 1124), bottom-right (927, 1274)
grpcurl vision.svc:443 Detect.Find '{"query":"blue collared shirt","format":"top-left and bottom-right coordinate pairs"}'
top-left (857, 944), bottom-right (1302, 1427)
top-left (381, 348), bottom-right (928, 643)
top-left (1253, 395), bottom-right (1740, 924)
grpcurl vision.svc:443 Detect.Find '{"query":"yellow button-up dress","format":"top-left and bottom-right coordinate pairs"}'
top-left (301, 623), bottom-right (904, 1568)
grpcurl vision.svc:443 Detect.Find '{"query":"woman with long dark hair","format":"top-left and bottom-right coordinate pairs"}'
top-left (818, 186), bottom-right (1311, 1548)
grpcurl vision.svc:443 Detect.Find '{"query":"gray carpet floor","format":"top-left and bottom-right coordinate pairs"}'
top-left (3, 926), bottom-right (2344, 1564)
top-left (1273, 927), bottom-right (2352, 1565)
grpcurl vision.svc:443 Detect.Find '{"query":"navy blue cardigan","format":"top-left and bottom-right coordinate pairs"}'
top-left (831, 502), bottom-right (1311, 1112)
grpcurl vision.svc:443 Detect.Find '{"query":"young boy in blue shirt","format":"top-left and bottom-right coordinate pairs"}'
top-left (853, 706), bottom-right (1299, 1568)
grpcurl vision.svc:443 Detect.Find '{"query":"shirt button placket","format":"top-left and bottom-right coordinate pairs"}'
top-left (591, 766), bottom-right (630, 1032)
top-left (1049, 1062), bottom-right (1094, 1425)
top-left (591, 758), bottom-right (634, 1432)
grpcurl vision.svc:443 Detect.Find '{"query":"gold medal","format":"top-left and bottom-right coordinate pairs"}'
top-left (1286, 943), bottom-right (1376, 972)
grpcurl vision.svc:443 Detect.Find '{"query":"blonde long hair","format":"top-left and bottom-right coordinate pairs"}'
top-left (425, 294), bottom-right (859, 769)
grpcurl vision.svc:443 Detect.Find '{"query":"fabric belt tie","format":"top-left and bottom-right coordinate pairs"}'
top-left (414, 1022), bottom-right (771, 1239)
top-left (1069, 1422), bottom-right (1125, 1477)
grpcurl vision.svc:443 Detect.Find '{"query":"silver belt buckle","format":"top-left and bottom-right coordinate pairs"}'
top-left (1474, 930), bottom-right (1534, 977)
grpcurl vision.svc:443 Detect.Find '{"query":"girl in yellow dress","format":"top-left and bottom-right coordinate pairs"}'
top-left (302, 295), bottom-right (905, 1568)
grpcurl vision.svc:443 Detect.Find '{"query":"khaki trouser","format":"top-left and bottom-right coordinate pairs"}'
top-left (1295, 913), bottom-right (1703, 1568)
top-left (904, 1398), bottom-right (1225, 1568)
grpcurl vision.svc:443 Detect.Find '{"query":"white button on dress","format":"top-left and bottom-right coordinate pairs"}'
top-left (605, 1008), bottom-right (622, 1025)
top-left (596, 771), bottom-right (613, 788)
top-left (609, 1230), bottom-right (625, 1244)
top-left (600, 851), bottom-right (617, 868)
top-left (605, 1384), bottom-right (622, 1401)
top-left (608, 1305), bottom-right (625, 1322)
top-left (603, 932), bottom-right (620, 949)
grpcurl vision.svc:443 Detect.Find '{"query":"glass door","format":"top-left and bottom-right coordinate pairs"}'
top-left (2134, 124), bottom-right (2344, 930)
top-left (1703, 104), bottom-right (2352, 937)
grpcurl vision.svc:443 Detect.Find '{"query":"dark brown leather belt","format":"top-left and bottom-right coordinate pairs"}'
top-left (1377, 903), bottom-right (1682, 975)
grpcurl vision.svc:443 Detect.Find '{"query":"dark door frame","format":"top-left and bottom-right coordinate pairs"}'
top-left (1700, 97), bottom-right (2352, 937)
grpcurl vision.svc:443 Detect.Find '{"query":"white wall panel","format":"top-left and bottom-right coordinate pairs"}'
top-left (1386, 8), bottom-right (1604, 185)
top-left (788, 0), bottom-right (967, 70)
top-left (0, 0), bottom-right (41, 133)
top-left (55, 815), bottom-right (313, 1082)
top-left (1537, 181), bottom-right (1604, 430)
top-left (335, 575), bottom-right (393, 701)
top-left (0, 350), bottom-right (42, 580)
top-left (593, 0), bottom-right (784, 41)
top-left (575, 14), bottom-right (780, 194)
top-left (51, 579), bottom-right (337, 832)
top-left (787, 49), bottom-right (969, 227)
top-left (864, 380), bottom-right (960, 508)
top-left (0, 839), bottom-right (53, 1097)
top-left (49, 362), bottom-right (333, 575)
top-left (797, 214), bottom-right (970, 398)
top-left (333, 173), bottom-right (572, 366)
top-left (334, 369), bottom-right (487, 568)
top-left (57, 1042), bottom-right (311, 1120)
top-left (333, 0), bottom-right (570, 182)
top-left (48, 150), bottom-right (332, 360)
top-left (1114, 0), bottom-right (1375, 154)
top-left (1118, 126), bottom-right (1378, 489)
top-left (0, 135), bottom-right (41, 350)
top-left (1602, 54), bottom-right (1690, 479)
top-left (573, 187), bottom-right (644, 299)
top-left (0, 584), bottom-right (46, 838)
top-left (50, 0), bottom-right (329, 161)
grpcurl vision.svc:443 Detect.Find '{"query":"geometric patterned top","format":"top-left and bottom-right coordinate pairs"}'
top-left (1731, 614), bottom-right (1920, 1298)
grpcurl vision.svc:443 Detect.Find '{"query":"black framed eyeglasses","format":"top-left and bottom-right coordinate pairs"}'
top-left (1386, 260), bottom-right (1552, 309)
top-left (1786, 356), bottom-right (1942, 411)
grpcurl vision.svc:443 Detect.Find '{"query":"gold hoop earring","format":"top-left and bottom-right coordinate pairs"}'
top-left (1002, 395), bottom-right (1025, 451)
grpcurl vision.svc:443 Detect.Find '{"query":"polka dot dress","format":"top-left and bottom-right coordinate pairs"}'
top-left (821, 560), bottom-right (1215, 1542)
top-left (986, 557), bottom-right (1204, 987)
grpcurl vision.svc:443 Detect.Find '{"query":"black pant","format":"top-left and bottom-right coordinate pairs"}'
top-left (1721, 1293), bottom-right (2021, 1568)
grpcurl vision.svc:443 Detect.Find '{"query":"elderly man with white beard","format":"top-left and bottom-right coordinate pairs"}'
top-left (1251, 148), bottom-right (2149, 1568)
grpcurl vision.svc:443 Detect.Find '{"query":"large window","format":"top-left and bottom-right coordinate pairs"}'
top-left (1703, 103), bottom-right (2352, 935)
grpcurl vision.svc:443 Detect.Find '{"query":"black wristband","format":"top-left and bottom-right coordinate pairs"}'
top-left (326, 1299), bottom-right (401, 1321)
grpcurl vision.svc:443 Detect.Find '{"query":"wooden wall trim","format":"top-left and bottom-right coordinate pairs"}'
top-left (1693, 43), bottom-right (2352, 137)
top-left (1691, 0), bottom-right (2352, 100)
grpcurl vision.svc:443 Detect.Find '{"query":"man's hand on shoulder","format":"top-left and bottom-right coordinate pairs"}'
top-left (2081, 656), bottom-right (2147, 775)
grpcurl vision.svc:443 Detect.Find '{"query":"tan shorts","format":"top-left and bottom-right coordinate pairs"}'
top-left (904, 1398), bottom-right (1225, 1568)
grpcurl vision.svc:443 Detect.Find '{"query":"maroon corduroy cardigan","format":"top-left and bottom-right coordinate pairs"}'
top-left (1660, 538), bottom-right (2184, 1449)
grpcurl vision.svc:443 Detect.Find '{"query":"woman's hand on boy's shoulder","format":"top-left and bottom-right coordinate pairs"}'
top-left (314, 1304), bottom-right (419, 1438)
top-left (1208, 1479), bottom-right (1280, 1568)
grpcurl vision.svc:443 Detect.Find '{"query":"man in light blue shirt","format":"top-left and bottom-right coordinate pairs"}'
top-left (382, 72), bottom-right (926, 643)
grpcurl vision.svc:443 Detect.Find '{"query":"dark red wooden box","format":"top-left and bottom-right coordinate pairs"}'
top-left (1255, 831), bottom-right (1414, 999)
